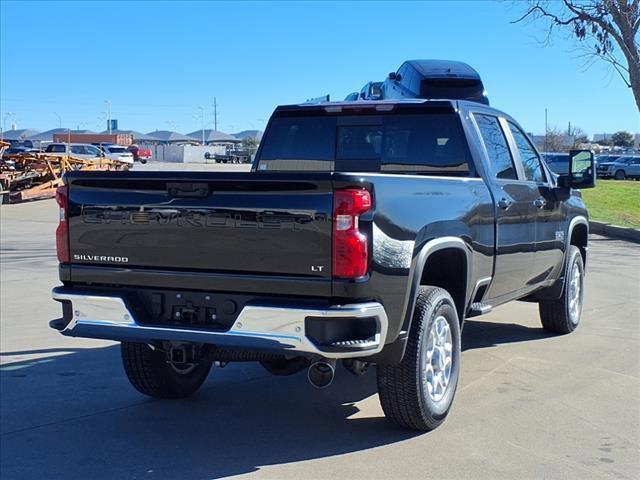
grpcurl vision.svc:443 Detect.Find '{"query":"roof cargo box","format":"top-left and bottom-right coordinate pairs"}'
top-left (383, 59), bottom-right (489, 105)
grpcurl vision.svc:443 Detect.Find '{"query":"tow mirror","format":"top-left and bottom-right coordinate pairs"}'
top-left (388, 72), bottom-right (397, 80)
top-left (558, 150), bottom-right (596, 189)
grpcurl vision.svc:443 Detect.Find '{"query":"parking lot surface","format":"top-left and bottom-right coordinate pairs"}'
top-left (1, 182), bottom-right (639, 479)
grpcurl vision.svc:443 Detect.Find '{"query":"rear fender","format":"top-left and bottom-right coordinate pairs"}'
top-left (368, 236), bottom-right (471, 365)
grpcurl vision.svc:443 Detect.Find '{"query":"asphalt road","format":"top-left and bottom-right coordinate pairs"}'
top-left (1, 197), bottom-right (639, 480)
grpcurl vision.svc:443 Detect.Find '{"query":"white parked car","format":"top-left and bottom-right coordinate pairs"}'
top-left (99, 144), bottom-right (134, 164)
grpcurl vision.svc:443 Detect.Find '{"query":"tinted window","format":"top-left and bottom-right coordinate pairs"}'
top-left (106, 146), bottom-right (126, 153)
top-left (258, 117), bottom-right (336, 170)
top-left (380, 114), bottom-right (471, 174)
top-left (70, 145), bottom-right (85, 155)
top-left (258, 113), bottom-right (472, 175)
top-left (474, 114), bottom-right (516, 179)
top-left (508, 122), bottom-right (545, 183)
top-left (408, 68), bottom-right (421, 94)
top-left (402, 67), bottom-right (415, 93)
top-left (85, 146), bottom-right (101, 156)
top-left (397, 63), bottom-right (408, 80)
top-left (46, 144), bottom-right (66, 153)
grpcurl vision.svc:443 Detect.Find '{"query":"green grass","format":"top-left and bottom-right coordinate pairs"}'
top-left (581, 180), bottom-right (640, 228)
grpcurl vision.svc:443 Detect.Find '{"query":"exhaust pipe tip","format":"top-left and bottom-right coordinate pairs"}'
top-left (307, 361), bottom-right (335, 389)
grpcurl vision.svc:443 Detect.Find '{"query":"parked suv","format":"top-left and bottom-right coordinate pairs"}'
top-left (45, 143), bottom-right (105, 160)
top-left (597, 156), bottom-right (640, 180)
top-left (99, 144), bottom-right (134, 164)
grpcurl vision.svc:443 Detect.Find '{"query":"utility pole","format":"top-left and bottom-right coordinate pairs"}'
top-left (198, 106), bottom-right (205, 145)
top-left (213, 97), bottom-right (218, 131)
top-left (53, 112), bottom-right (62, 128)
top-left (105, 100), bottom-right (112, 134)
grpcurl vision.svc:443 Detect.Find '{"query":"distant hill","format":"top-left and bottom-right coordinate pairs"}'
top-left (232, 130), bottom-right (263, 141)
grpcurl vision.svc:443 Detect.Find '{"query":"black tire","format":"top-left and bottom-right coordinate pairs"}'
top-left (121, 342), bottom-right (212, 398)
top-left (539, 245), bottom-right (584, 334)
top-left (140, 159), bottom-right (147, 164)
top-left (614, 170), bottom-right (626, 180)
top-left (377, 286), bottom-right (461, 431)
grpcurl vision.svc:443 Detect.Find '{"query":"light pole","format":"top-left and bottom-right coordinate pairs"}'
top-left (212, 97), bottom-right (218, 131)
top-left (2, 112), bottom-right (15, 141)
top-left (198, 106), bottom-right (205, 145)
top-left (105, 100), bottom-right (112, 134)
top-left (53, 112), bottom-right (62, 128)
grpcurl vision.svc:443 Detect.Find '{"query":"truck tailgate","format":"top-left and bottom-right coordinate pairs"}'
top-left (66, 172), bottom-right (333, 279)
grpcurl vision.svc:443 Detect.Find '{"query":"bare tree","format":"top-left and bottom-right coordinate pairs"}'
top-left (546, 126), bottom-right (572, 151)
top-left (513, 1), bottom-right (640, 112)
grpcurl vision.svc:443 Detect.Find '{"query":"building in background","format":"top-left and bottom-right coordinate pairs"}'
top-left (145, 130), bottom-right (200, 145)
top-left (186, 129), bottom-right (241, 146)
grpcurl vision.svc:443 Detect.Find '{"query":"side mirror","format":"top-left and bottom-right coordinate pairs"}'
top-left (388, 72), bottom-right (397, 80)
top-left (558, 150), bottom-right (596, 189)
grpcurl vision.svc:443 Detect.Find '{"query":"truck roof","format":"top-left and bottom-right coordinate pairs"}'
top-left (275, 98), bottom-right (506, 118)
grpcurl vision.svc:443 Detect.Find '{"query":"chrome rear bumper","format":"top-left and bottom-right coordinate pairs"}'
top-left (51, 288), bottom-right (388, 359)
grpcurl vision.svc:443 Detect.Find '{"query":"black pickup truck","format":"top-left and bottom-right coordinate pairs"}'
top-left (50, 99), bottom-right (595, 431)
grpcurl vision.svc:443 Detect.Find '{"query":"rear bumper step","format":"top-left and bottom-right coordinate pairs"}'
top-left (51, 287), bottom-right (388, 359)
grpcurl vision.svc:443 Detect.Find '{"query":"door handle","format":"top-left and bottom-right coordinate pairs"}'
top-left (533, 198), bottom-right (547, 209)
top-left (498, 198), bottom-right (512, 210)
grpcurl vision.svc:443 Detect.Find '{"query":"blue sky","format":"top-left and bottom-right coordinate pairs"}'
top-left (1, 0), bottom-right (638, 136)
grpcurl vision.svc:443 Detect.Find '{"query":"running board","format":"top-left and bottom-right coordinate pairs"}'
top-left (468, 302), bottom-right (493, 317)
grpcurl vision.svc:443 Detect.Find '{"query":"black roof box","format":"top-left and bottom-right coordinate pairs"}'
top-left (390, 60), bottom-right (489, 105)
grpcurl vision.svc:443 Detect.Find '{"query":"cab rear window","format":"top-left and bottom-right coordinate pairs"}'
top-left (257, 113), bottom-right (473, 176)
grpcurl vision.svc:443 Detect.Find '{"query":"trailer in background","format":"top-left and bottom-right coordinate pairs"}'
top-left (52, 133), bottom-right (134, 146)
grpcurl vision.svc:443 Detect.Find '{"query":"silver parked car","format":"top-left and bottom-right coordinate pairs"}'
top-left (45, 143), bottom-right (105, 161)
top-left (596, 155), bottom-right (640, 180)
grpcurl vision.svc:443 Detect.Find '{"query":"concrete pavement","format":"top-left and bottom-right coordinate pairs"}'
top-left (1, 198), bottom-right (639, 479)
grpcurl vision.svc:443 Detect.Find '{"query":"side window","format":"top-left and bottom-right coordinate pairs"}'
top-left (474, 114), bottom-right (517, 180)
top-left (70, 145), bottom-right (85, 155)
top-left (48, 144), bottom-right (66, 153)
top-left (85, 146), bottom-right (100, 156)
top-left (403, 67), bottom-right (415, 93)
top-left (397, 63), bottom-right (408, 81)
top-left (408, 67), bottom-right (421, 94)
top-left (508, 122), bottom-right (546, 183)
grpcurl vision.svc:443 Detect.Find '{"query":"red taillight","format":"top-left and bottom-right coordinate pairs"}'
top-left (333, 189), bottom-right (371, 279)
top-left (55, 186), bottom-right (69, 263)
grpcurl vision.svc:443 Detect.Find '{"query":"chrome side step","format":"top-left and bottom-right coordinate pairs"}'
top-left (468, 302), bottom-right (493, 317)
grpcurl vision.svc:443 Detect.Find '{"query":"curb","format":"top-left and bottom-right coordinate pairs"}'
top-left (589, 221), bottom-right (640, 244)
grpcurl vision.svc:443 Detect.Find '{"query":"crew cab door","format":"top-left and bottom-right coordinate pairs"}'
top-left (473, 113), bottom-right (537, 301)
top-left (505, 121), bottom-right (564, 284)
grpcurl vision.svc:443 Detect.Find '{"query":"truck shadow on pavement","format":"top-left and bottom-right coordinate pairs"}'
top-left (0, 319), bottom-right (552, 479)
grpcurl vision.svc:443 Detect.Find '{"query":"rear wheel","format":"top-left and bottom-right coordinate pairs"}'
top-left (121, 342), bottom-right (212, 398)
top-left (614, 170), bottom-right (626, 180)
top-left (377, 286), bottom-right (461, 431)
top-left (539, 245), bottom-right (584, 334)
